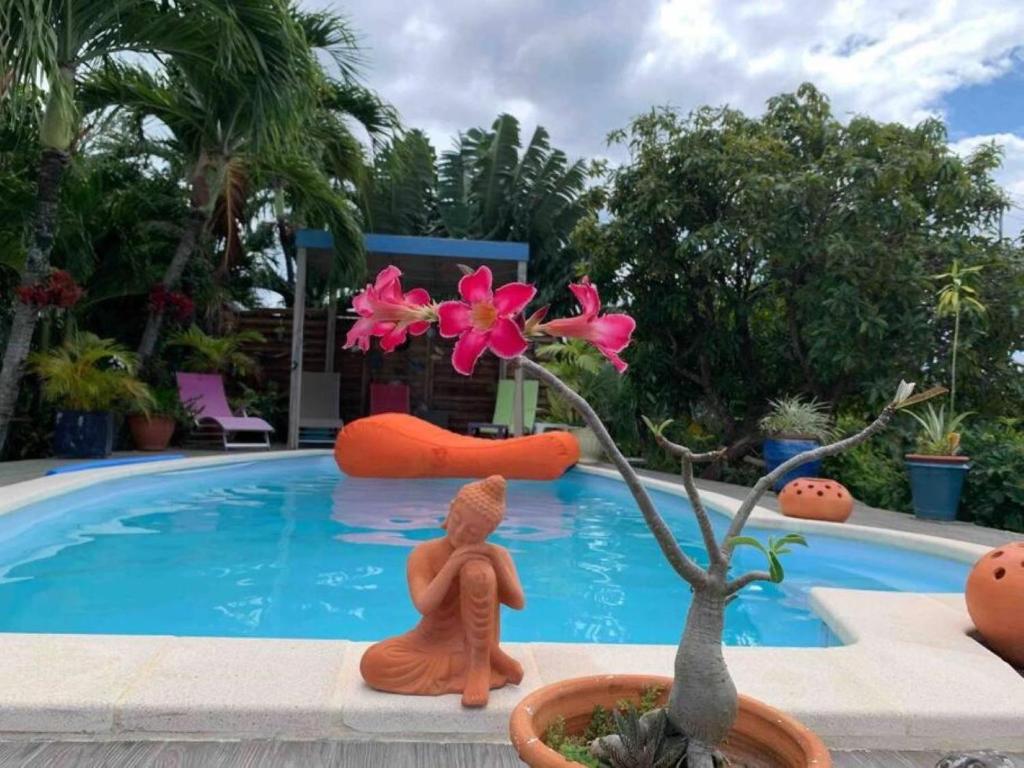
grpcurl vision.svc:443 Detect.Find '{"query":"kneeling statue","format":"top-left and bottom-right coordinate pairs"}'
top-left (360, 474), bottom-right (525, 708)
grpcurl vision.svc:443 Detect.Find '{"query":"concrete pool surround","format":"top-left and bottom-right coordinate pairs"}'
top-left (0, 451), bottom-right (1021, 751)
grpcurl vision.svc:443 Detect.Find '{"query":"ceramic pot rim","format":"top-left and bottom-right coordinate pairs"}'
top-left (905, 453), bottom-right (971, 465)
top-left (508, 674), bottom-right (831, 767)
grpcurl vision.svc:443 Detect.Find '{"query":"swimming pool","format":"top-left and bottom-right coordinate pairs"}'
top-left (0, 456), bottom-right (969, 646)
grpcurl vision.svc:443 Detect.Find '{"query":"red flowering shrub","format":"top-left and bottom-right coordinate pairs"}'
top-left (149, 283), bottom-right (195, 322)
top-left (15, 270), bottom-right (84, 308)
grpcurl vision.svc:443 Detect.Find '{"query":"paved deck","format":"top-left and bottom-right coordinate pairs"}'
top-left (0, 740), bottom-right (1019, 767)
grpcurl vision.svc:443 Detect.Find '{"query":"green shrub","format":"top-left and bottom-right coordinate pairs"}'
top-left (961, 420), bottom-right (1024, 533)
top-left (823, 415), bottom-right (911, 513)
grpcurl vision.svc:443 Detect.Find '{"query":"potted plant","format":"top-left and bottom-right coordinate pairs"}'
top-left (342, 265), bottom-right (943, 767)
top-left (30, 332), bottom-right (154, 458)
top-left (902, 260), bottom-right (985, 521)
top-left (127, 387), bottom-right (189, 451)
top-left (759, 395), bottom-right (835, 490)
top-left (904, 404), bottom-right (971, 521)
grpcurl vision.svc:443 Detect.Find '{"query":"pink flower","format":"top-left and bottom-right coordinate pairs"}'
top-left (344, 266), bottom-right (433, 352)
top-left (437, 266), bottom-right (536, 375)
top-left (539, 277), bottom-right (636, 373)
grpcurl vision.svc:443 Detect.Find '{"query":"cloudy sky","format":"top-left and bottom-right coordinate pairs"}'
top-left (316, 0), bottom-right (1024, 236)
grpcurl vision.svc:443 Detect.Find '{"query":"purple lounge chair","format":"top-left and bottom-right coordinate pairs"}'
top-left (176, 372), bottom-right (273, 450)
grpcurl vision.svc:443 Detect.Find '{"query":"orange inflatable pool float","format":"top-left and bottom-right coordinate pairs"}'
top-left (334, 413), bottom-right (579, 480)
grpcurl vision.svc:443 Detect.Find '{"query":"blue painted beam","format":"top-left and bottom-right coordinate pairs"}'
top-left (295, 228), bottom-right (335, 250)
top-left (364, 233), bottom-right (529, 262)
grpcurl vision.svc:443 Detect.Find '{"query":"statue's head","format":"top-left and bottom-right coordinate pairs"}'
top-left (443, 475), bottom-right (506, 547)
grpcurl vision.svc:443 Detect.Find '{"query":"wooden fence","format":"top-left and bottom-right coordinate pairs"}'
top-left (229, 308), bottom-right (510, 432)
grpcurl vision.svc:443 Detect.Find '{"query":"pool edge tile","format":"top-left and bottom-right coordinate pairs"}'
top-left (0, 633), bottom-right (174, 734)
top-left (115, 636), bottom-right (349, 738)
top-left (335, 641), bottom-right (542, 736)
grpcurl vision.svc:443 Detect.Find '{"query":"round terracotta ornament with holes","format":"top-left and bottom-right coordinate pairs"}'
top-left (966, 542), bottom-right (1024, 668)
top-left (778, 478), bottom-right (854, 523)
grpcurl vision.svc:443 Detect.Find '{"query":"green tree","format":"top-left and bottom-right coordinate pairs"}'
top-left (0, 0), bottom-right (302, 454)
top-left (586, 84), bottom-right (1021, 462)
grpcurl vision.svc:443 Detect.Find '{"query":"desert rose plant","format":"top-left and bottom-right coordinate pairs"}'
top-left (344, 264), bottom-right (940, 767)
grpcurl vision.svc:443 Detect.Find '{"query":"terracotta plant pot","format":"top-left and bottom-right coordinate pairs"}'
top-left (127, 414), bottom-right (176, 451)
top-left (778, 478), bottom-right (854, 523)
top-left (509, 675), bottom-right (831, 768)
top-left (966, 542), bottom-right (1024, 668)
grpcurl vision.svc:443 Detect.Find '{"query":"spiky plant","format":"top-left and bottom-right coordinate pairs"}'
top-left (591, 709), bottom-right (688, 768)
top-left (906, 403), bottom-right (972, 456)
top-left (758, 395), bottom-right (834, 441)
top-left (29, 332), bottom-right (153, 413)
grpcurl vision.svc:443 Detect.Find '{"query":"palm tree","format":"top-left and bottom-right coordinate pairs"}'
top-left (0, 0), bottom-right (301, 454)
top-left (365, 114), bottom-right (591, 305)
top-left (89, 7), bottom-right (392, 352)
top-left (364, 129), bottom-right (440, 236)
top-left (262, 12), bottom-right (398, 305)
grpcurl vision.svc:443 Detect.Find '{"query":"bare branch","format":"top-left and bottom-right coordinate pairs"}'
top-left (680, 456), bottom-right (726, 568)
top-left (722, 405), bottom-right (896, 555)
top-left (516, 357), bottom-right (708, 588)
top-left (726, 570), bottom-right (773, 594)
top-left (652, 430), bottom-right (727, 464)
top-left (643, 422), bottom-right (728, 567)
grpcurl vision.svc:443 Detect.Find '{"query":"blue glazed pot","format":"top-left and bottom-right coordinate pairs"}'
top-left (905, 454), bottom-right (970, 521)
top-left (54, 410), bottom-right (115, 458)
top-left (763, 437), bottom-right (822, 491)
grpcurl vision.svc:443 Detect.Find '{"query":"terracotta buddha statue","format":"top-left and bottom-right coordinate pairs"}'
top-left (359, 475), bottom-right (526, 708)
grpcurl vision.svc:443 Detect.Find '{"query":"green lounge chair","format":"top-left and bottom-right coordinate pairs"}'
top-left (468, 379), bottom-right (539, 438)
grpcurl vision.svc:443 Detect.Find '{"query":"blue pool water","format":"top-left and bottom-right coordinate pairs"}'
top-left (0, 457), bottom-right (969, 646)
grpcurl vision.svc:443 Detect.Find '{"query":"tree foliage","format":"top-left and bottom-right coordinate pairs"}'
top-left (585, 83), bottom-right (1023, 456)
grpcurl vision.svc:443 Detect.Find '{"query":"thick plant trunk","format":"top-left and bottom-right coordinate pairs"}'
top-left (0, 148), bottom-right (70, 456)
top-left (667, 586), bottom-right (736, 766)
top-left (137, 211), bottom-right (206, 362)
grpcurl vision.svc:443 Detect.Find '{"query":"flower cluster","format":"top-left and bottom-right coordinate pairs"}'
top-left (15, 270), bottom-right (84, 309)
top-left (343, 266), bottom-right (434, 352)
top-left (344, 265), bottom-right (636, 375)
top-left (149, 283), bottom-right (195, 323)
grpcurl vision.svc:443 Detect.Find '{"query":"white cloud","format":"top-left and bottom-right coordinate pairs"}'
top-left (311, 0), bottom-right (1024, 223)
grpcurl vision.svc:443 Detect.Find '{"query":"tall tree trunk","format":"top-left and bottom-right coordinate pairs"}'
top-left (668, 585), bottom-right (736, 768)
top-left (137, 210), bottom-right (206, 362)
top-left (0, 149), bottom-right (70, 456)
top-left (276, 214), bottom-right (296, 307)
